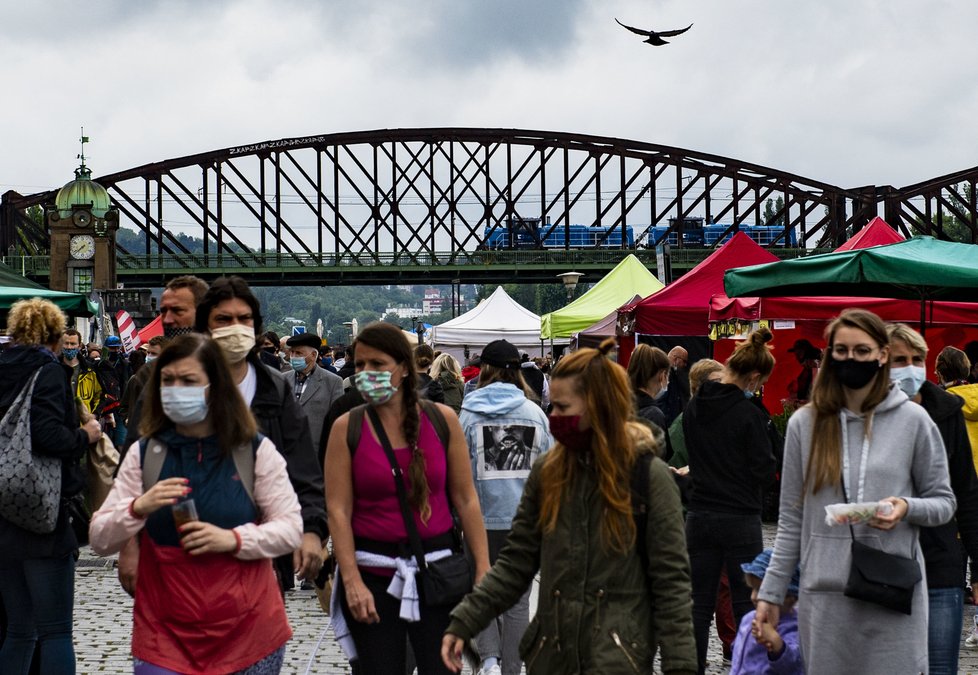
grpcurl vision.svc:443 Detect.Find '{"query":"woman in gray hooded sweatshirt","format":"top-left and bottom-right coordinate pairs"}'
top-left (756, 309), bottom-right (956, 675)
top-left (459, 339), bottom-right (553, 675)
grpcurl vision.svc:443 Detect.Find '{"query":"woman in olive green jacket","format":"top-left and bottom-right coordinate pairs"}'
top-left (443, 339), bottom-right (697, 675)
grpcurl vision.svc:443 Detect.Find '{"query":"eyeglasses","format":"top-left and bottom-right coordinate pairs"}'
top-left (830, 344), bottom-right (878, 360)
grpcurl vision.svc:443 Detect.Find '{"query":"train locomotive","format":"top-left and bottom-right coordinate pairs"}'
top-left (482, 216), bottom-right (797, 249)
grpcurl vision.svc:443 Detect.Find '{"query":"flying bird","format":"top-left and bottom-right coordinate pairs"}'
top-left (615, 18), bottom-right (693, 46)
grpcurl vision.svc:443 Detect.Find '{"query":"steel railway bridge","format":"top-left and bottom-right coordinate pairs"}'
top-left (2, 128), bottom-right (976, 286)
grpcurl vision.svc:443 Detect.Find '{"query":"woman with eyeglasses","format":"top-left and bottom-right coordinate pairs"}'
top-left (755, 309), bottom-right (956, 675)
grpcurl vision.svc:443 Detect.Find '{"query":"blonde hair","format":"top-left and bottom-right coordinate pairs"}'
top-left (7, 298), bottom-right (66, 346)
top-left (689, 358), bottom-right (723, 396)
top-left (430, 352), bottom-right (462, 383)
top-left (726, 326), bottom-right (776, 378)
top-left (885, 323), bottom-right (928, 358)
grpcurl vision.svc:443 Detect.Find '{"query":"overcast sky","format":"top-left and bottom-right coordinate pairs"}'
top-left (2, 0), bottom-right (976, 198)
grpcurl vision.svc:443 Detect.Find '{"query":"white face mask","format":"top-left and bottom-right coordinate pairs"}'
top-left (161, 385), bottom-right (210, 425)
top-left (211, 324), bottom-right (256, 364)
top-left (890, 365), bottom-right (927, 398)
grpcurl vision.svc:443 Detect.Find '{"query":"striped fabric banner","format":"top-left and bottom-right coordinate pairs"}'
top-left (116, 310), bottom-right (141, 353)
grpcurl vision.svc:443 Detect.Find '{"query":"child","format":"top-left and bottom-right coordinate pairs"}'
top-left (730, 549), bottom-right (803, 674)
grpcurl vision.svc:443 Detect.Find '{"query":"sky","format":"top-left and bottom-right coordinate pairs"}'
top-left (2, 0), bottom-right (977, 199)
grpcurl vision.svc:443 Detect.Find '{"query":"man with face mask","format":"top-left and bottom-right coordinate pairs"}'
top-left (61, 328), bottom-right (103, 417)
top-left (277, 332), bottom-right (343, 453)
top-left (195, 276), bottom-right (327, 592)
top-left (886, 323), bottom-right (978, 675)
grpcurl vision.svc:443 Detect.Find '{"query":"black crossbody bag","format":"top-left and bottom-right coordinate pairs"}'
top-left (366, 406), bottom-right (474, 607)
top-left (840, 480), bottom-right (921, 615)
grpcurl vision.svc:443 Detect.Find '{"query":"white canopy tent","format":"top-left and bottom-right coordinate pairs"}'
top-left (430, 286), bottom-right (566, 360)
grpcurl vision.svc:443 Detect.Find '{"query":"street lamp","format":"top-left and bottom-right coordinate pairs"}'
top-left (557, 271), bottom-right (584, 299)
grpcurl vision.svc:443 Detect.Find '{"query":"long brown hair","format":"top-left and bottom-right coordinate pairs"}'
top-left (539, 338), bottom-right (639, 554)
top-left (140, 334), bottom-right (258, 452)
top-left (805, 309), bottom-right (891, 495)
top-left (354, 322), bottom-right (430, 522)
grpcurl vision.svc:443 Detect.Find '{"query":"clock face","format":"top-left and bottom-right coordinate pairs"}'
top-left (73, 210), bottom-right (92, 227)
top-left (69, 235), bottom-right (96, 260)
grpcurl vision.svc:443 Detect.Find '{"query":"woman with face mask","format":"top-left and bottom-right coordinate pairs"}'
top-left (681, 326), bottom-right (779, 674)
top-left (325, 322), bottom-right (489, 675)
top-left (755, 310), bottom-right (956, 675)
top-left (884, 323), bottom-right (978, 675)
top-left (442, 338), bottom-right (696, 675)
top-left (89, 334), bottom-right (303, 674)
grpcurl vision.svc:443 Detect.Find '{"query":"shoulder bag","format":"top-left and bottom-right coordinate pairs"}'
top-left (0, 371), bottom-right (63, 533)
top-left (838, 421), bottom-right (920, 614)
top-left (366, 405), bottom-right (473, 607)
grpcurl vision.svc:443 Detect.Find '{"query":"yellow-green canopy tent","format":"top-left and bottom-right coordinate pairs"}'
top-left (540, 254), bottom-right (663, 339)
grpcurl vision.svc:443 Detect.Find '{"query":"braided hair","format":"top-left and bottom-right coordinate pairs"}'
top-left (355, 322), bottom-right (431, 522)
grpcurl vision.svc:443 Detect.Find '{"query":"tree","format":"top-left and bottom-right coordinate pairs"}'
top-left (762, 197), bottom-right (785, 228)
top-left (907, 183), bottom-right (976, 243)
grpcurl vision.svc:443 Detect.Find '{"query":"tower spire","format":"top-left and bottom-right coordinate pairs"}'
top-left (76, 127), bottom-right (92, 179)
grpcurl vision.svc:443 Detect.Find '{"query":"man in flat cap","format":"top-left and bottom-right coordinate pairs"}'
top-left (280, 332), bottom-right (344, 452)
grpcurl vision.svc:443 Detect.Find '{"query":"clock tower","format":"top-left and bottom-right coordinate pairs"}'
top-left (48, 133), bottom-right (119, 293)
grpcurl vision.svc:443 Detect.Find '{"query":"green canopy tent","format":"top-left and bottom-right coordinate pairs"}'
top-left (0, 261), bottom-right (45, 290)
top-left (0, 262), bottom-right (96, 318)
top-left (0, 287), bottom-right (98, 317)
top-left (540, 254), bottom-right (663, 339)
top-left (724, 236), bottom-right (978, 332)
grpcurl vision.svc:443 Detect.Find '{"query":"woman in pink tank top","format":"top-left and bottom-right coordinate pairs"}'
top-left (326, 322), bottom-right (489, 674)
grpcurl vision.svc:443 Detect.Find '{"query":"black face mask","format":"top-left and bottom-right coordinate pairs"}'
top-left (164, 325), bottom-right (194, 339)
top-left (831, 358), bottom-right (881, 390)
top-left (262, 346), bottom-right (276, 354)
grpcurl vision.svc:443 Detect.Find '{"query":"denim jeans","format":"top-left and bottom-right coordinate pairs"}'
top-left (685, 510), bottom-right (762, 675)
top-left (0, 554), bottom-right (76, 675)
top-left (928, 586), bottom-right (963, 675)
top-left (474, 530), bottom-right (529, 675)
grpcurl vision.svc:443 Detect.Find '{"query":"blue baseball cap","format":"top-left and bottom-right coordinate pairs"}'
top-left (104, 335), bottom-right (122, 347)
top-left (741, 548), bottom-right (801, 597)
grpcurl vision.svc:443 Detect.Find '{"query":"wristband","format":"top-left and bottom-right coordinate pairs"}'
top-left (128, 499), bottom-right (146, 520)
top-left (232, 529), bottom-right (242, 555)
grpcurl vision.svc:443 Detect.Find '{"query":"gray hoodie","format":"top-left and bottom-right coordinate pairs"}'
top-left (759, 384), bottom-right (955, 675)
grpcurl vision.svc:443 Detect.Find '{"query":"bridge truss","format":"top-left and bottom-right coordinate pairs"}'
top-left (2, 128), bottom-right (976, 283)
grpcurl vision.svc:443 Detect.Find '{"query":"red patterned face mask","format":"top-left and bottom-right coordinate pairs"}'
top-left (547, 414), bottom-right (593, 453)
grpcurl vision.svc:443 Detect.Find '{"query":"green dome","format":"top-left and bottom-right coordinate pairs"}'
top-left (55, 166), bottom-right (111, 218)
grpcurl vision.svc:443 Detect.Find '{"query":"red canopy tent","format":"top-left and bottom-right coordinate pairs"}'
top-left (616, 233), bottom-right (778, 364)
top-left (833, 216), bottom-right (904, 251)
top-left (708, 219), bottom-right (978, 409)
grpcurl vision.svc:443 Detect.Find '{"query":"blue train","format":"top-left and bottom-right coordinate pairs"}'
top-left (483, 217), bottom-right (634, 249)
top-left (640, 217), bottom-right (799, 248)
top-left (482, 216), bottom-right (796, 249)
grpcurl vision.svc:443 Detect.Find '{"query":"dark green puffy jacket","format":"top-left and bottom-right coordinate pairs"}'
top-left (447, 431), bottom-right (697, 675)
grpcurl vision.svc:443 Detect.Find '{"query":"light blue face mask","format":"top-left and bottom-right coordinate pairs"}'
top-left (290, 357), bottom-right (308, 372)
top-left (354, 370), bottom-right (398, 404)
top-left (890, 365), bottom-right (927, 398)
top-left (160, 385), bottom-right (210, 425)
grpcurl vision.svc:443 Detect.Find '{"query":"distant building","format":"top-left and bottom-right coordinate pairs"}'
top-left (423, 287), bottom-right (444, 315)
top-left (383, 304), bottom-right (422, 320)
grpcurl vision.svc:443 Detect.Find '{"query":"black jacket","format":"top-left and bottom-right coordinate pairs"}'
top-left (683, 380), bottom-right (777, 514)
top-left (0, 345), bottom-right (89, 559)
top-left (249, 354), bottom-right (327, 540)
top-left (918, 380), bottom-right (978, 589)
top-left (635, 390), bottom-right (673, 461)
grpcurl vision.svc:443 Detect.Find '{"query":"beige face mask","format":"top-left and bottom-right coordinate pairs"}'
top-left (211, 324), bottom-right (256, 364)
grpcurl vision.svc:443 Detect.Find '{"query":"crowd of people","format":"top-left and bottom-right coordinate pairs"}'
top-left (4, 277), bottom-right (978, 674)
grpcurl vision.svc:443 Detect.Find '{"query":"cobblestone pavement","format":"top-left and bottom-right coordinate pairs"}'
top-left (73, 524), bottom-right (978, 674)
